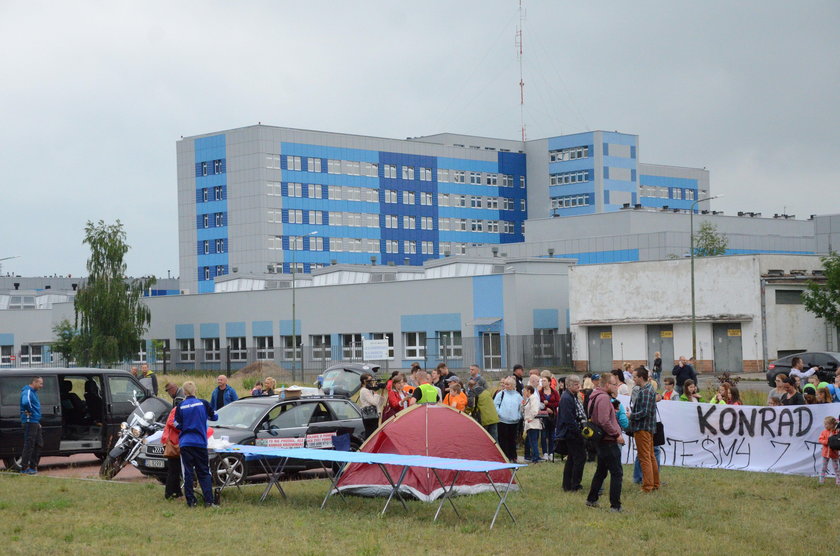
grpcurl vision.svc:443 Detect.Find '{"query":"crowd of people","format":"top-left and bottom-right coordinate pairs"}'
top-left (767, 357), bottom-right (840, 407)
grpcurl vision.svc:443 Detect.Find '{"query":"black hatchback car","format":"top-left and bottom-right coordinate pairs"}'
top-left (765, 351), bottom-right (840, 386)
top-left (136, 394), bottom-right (366, 485)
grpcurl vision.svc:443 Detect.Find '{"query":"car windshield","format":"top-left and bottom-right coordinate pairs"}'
top-left (213, 402), bottom-right (268, 429)
top-left (321, 369), bottom-right (359, 396)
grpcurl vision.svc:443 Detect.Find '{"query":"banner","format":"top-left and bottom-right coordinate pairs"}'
top-left (618, 398), bottom-right (839, 477)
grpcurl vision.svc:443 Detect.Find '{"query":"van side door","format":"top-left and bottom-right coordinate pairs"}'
top-left (102, 374), bottom-right (145, 447)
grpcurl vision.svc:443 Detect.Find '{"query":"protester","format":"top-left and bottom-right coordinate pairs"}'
top-left (19, 376), bottom-right (43, 475)
top-left (411, 371), bottom-right (439, 404)
top-left (728, 386), bottom-right (743, 405)
top-left (175, 381), bottom-right (218, 508)
top-left (829, 371), bottom-right (840, 402)
top-left (679, 379), bottom-right (703, 402)
top-left (817, 416), bottom-right (840, 485)
top-left (466, 376), bottom-right (499, 440)
top-left (521, 385), bottom-right (542, 463)
top-left (672, 356), bottom-right (697, 395)
top-left (383, 373), bottom-right (411, 421)
top-left (585, 374), bottom-right (625, 512)
top-left (781, 376), bottom-right (806, 405)
top-left (803, 384), bottom-right (818, 405)
top-left (581, 373), bottom-right (594, 391)
top-left (652, 351), bottom-right (663, 384)
top-left (431, 368), bottom-right (446, 399)
top-left (468, 365), bottom-right (488, 394)
top-left (662, 377), bottom-right (679, 400)
top-left (538, 377), bottom-right (560, 460)
top-left (263, 377), bottom-right (277, 395)
top-left (407, 363), bottom-right (422, 387)
top-left (162, 398), bottom-right (184, 500)
top-left (512, 364), bottom-right (525, 394)
top-left (495, 377), bottom-right (523, 462)
top-left (709, 383), bottom-right (731, 405)
top-left (385, 370), bottom-right (400, 392)
top-left (627, 367), bottom-right (660, 493)
top-left (612, 369), bottom-right (630, 396)
top-left (540, 369), bottom-right (557, 391)
top-left (140, 363), bottom-right (158, 395)
top-left (250, 381), bottom-right (264, 397)
top-left (767, 397), bottom-right (782, 407)
top-left (768, 374), bottom-right (788, 405)
top-left (163, 381), bottom-right (184, 402)
top-left (556, 375), bottom-right (587, 491)
top-left (210, 375), bottom-right (238, 411)
top-left (443, 378), bottom-right (467, 411)
top-left (622, 362), bottom-right (633, 384)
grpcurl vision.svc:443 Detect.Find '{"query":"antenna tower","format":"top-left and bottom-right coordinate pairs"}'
top-left (515, 0), bottom-right (526, 143)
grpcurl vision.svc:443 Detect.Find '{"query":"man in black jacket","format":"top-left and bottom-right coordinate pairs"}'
top-left (672, 356), bottom-right (697, 395)
top-left (556, 374), bottom-right (587, 491)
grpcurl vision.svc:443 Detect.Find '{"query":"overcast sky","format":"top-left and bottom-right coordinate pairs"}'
top-left (2, 0), bottom-right (838, 278)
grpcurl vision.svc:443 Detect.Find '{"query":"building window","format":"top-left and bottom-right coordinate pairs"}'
top-left (549, 170), bottom-right (591, 186)
top-left (403, 216), bottom-right (416, 229)
top-left (438, 169), bottom-right (450, 182)
top-left (308, 211), bottom-right (323, 225)
top-left (215, 212), bottom-right (224, 227)
top-left (202, 188), bottom-right (208, 202)
top-left (419, 167), bottom-right (432, 181)
top-left (254, 336), bottom-right (274, 360)
top-left (775, 290), bottom-right (803, 305)
top-left (385, 240), bottom-right (399, 253)
top-left (486, 174), bottom-right (498, 186)
top-left (404, 331), bottom-right (426, 359)
top-left (469, 172), bottom-right (481, 185)
top-left (288, 209), bottom-right (303, 224)
top-left (421, 241), bottom-right (434, 254)
top-left (201, 161), bottom-right (208, 176)
top-left (471, 220), bottom-right (483, 232)
top-left (228, 337), bottom-right (247, 361)
top-left (286, 182), bottom-right (302, 197)
top-left (307, 184), bottom-right (322, 199)
top-left (438, 331), bottom-right (462, 358)
top-left (214, 160), bottom-right (222, 174)
top-left (385, 214), bottom-right (398, 229)
top-left (672, 188), bottom-right (683, 200)
top-left (487, 220), bottom-right (499, 233)
top-left (327, 159), bottom-right (341, 174)
top-left (310, 236), bottom-right (323, 251)
top-left (470, 196), bottom-right (482, 208)
top-left (202, 214), bottom-right (209, 228)
top-left (19, 345), bottom-right (42, 365)
top-left (534, 328), bottom-right (557, 358)
top-left (368, 332), bottom-right (395, 359)
top-left (639, 185), bottom-right (669, 199)
top-left (403, 191), bottom-right (415, 205)
top-left (341, 333), bottom-right (363, 359)
top-left (401, 165), bottom-right (415, 180)
top-left (384, 164), bottom-right (397, 179)
top-left (420, 192), bottom-right (433, 206)
top-left (686, 189), bottom-right (696, 201)
top-left (421, 216), bottom-right (433, 230)
top-left (551, 194), bottom-right (591, 209)
top-left (310, 334), bottom-right (332, 360)
top-left (177, 339), bottom-right (195, 362)
top-left (404, 241), bottom-right (416, 254)
top-left (203, 338), bottom-right (220, 362)
top-left (549, 145), bottom-right (589, 162)
top-left (286, 156), bottom-right (302, 171)
top-left (280, 335), bottom-right (301, 360)
top-left (307, 157), bottom-right (322, 172)
top-left (215, 239), bottom-right (224, 253)
top-left (203, 240), bottom-right (210, 255)
top-left (453, 171), bottom-right (466, 184)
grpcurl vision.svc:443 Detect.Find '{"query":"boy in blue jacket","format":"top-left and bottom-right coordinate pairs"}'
top-left (175, 381), bottom-right (218, 507)
top-left (20, 376), bottom-right (44, 475)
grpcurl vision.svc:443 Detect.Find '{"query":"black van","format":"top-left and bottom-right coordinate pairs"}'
top-left (0, 367), bottom-right (169, 470)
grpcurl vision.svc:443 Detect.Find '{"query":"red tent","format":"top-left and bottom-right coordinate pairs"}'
top-left (335, 403), bottom-right (518, 502)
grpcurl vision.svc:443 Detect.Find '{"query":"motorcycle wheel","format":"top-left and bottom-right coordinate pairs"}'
top-left (99, 454), bottom-right (126, 480)
top-left (213, 454), bottom-right (246, 487)
top-left (3, 456), bottom-right (23, 471)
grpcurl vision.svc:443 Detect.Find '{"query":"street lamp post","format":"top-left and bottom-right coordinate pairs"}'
top-left (690, 195), bottom-right (721, 363)
top-left (291, 231), bottom-right (318, 382)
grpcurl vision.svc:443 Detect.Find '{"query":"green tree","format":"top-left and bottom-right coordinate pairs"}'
top-left (72, 220), bottom-right (154, 366)
top-left (802, 251), bottom-right (840, 329)
top-left (694, 221), bottom-right (728, 257)
top-left (51, 319), bottom-right (76, 365)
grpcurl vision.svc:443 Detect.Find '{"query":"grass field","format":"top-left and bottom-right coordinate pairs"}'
top-left (1, 459), bottom-right (836, 556)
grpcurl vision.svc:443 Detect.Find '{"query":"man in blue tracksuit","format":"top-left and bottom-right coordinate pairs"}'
top-left (175, 381), bottom-right (218, 507)
top-left (20, 376), bottom-right (44, 474)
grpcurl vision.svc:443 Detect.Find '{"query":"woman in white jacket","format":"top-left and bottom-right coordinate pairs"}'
top-left (521, 385), bottom-right (543, 463)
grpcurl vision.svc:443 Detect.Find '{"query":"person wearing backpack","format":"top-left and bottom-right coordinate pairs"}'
top-left (585, 373), bottom-right (626, 512)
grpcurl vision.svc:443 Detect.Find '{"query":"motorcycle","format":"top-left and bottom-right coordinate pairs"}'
top-left (99, 392), bottom-right (166, 480)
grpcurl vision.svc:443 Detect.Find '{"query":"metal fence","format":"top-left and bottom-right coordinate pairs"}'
top-left (0, 333), bottom-right (571, 382)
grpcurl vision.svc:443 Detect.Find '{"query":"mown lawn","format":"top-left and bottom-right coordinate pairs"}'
top-left (0, 459), bottom-right (835, 555)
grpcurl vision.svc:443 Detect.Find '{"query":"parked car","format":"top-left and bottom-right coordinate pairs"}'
top-left (765, 352), bottom-right (840, 386)
top-left (320, 362), bottom-right (381, 401)
top-left (136, 394), bottom-right (366, 485)
top-left (0, 368), bottom-right (167, 470)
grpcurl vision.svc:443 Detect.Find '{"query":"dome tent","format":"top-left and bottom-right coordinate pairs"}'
top-left (335, 403), bottom-right (518, 502)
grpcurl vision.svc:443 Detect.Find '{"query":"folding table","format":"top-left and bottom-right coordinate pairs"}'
top-left (213, 445), bottom-right (524, 529)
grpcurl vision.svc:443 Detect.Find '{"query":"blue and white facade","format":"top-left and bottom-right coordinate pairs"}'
top-left (177, 125), bottom-right (708, 294)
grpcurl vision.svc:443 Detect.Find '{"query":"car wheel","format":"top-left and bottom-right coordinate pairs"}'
top-left (214, 454), bottom-right (246, 486)
top-left (3, 456), bottom-right (23, 471)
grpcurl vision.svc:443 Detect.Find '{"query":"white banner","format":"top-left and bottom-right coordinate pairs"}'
top-left (618, 398), bottom-right (839, 477)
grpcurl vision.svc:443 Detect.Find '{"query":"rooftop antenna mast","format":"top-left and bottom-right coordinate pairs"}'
top-left (516, 0), bottom-right (526, 143)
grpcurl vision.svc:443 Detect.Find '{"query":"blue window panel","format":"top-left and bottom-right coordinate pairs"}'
top-left (548, 158), bottom-right (594, 173)
top-left (533, 309), bottom-right (559, 329)
top-left (0, 333), bottom-right (14, 345)
top-left (281, 198), bottom-right (380, 214)
top-left (549, 183), bottom-right (596, 198)
top-left (278, 320), bottom-right (301, 336)
top-left (435, 157), bottom-right (497, 173)
top-left (600, 131), bottom-right (637, 145)
top-left (282, 169), bottom-right (381, 188)
top-left (400, 313), bottom-right (461, 332)
top-left (200, 323), bottom-right (220, 338)
top-left (547, 132), bottom-right (595, 151)
top-left (630, 145), bottom-right (637, 159)
top-left (197, 228), bottom-right (228, 241)
top-left (226, 322), bottom-right (246, 338)
top-left (603, 156), bottom-right (637, 170)
top-left (603, 143), bottom-right (609, 156)
top-left (639, 174), bottom-right (698, 188)
top-left (195, 134), bottom-right (226, 161)
top-left (280, 142), bottom-right (379, 163)
top-left (197, 282), bottom-right (214, 293)
top-left (603, 166), bottom-right (610, 179)
top-left (472, 275), bottom-right (503, 319)
top-left (726, 249), bottom-right (814, 255)
top-left (196, 200), bottom-right (227, 215)
top-left (631, 169), bottom-right (637, 181)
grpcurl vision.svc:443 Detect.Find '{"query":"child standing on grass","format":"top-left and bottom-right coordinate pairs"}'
top-left (817, 416), bottom-right (839, 485)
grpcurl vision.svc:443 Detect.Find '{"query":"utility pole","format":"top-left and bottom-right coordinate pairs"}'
top-left (516, 0), bottom-right (526, 143)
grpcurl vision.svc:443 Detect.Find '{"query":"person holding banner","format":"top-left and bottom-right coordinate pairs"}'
top-left (585, 374), bottom-right (625, 512)
top-left (627, 367), bottom-right (660, 493)
top-left (557, 375), bottom-right (587, 491)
